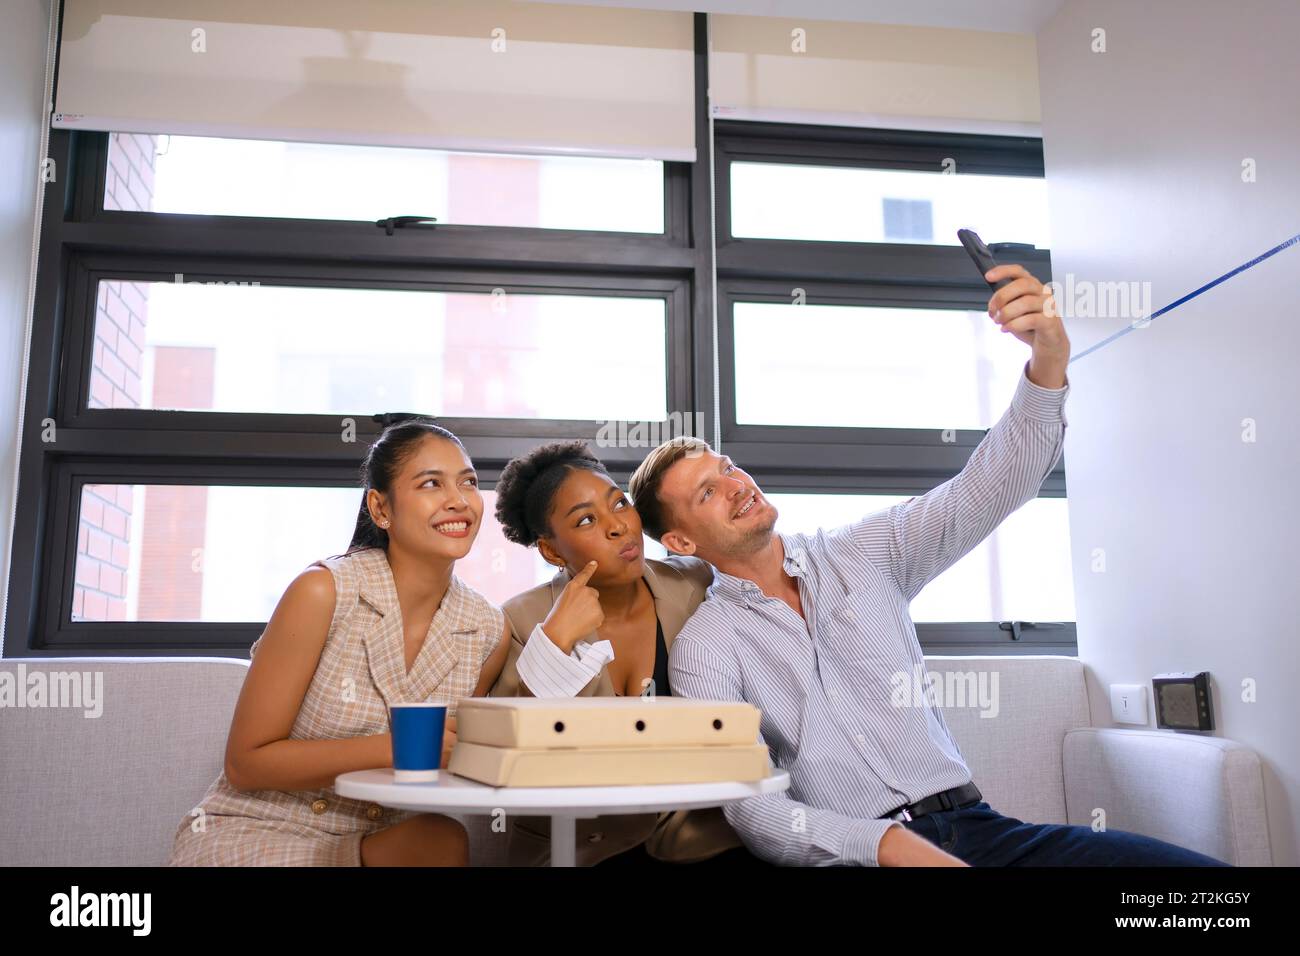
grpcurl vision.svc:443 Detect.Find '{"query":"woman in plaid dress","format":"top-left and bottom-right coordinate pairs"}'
top-left (169, 420), bottom-right (510, 866)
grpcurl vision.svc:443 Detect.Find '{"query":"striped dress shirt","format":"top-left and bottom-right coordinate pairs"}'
top-left (669, 362), bottom-right (1069, 866)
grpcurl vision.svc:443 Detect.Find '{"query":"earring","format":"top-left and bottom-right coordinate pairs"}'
top-left (380, 520), bottom-right (389, 528)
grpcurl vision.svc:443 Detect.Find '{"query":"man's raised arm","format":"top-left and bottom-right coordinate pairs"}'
top-left (850, 263), bottom-right (1071, 602)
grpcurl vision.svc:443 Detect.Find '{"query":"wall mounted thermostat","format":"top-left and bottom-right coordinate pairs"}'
top-left (1152, 672), bottom-right (1214, 731)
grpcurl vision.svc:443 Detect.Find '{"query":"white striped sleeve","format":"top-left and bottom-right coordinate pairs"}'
top-left (670, 632), bottom-right (901, 866)
top-left (850, 360), bottom-right (1069, 603)
top-left (719, 745), bottom-right (902, 867)
top-left (514, 623), bottom-right (615, 697)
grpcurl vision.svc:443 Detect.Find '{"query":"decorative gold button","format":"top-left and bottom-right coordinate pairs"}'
top-left (586, 831), bottom-right (604, 843)
top-left (365, 804), bottom-right (383, 821)
top-left (310, 798), bottom-right (328, 814)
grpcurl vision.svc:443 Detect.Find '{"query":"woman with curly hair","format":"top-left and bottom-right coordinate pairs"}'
top-left (487, 440), bottom-right (767, 868)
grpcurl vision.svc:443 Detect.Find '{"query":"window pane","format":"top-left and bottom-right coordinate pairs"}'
top-left (105, 132), bottom-right (665, 233)
top-left (69, 486), bottom-right (1063, 625)
top-left (734, 302), bottom-right (1028, 430)
top-left (72, 486), bottom-right (555, 623)
top-left (767, 493), bottom-right (1075, 622)
top-left (730, 161), bottom-right (1049, 247)
top-left (91, 280), bottom-right (667, 421)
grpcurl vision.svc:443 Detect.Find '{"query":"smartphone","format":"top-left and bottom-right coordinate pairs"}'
top-left (957, 228), bottom-right (1014, 292)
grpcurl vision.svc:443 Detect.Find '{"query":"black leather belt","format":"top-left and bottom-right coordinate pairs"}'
top-left (879, 781), bottom-right (983, 822)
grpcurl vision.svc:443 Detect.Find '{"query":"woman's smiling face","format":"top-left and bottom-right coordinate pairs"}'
top-left (537, 468), bottom-right (645, 586)
top-left (370, 435), bottom-right (483, 561)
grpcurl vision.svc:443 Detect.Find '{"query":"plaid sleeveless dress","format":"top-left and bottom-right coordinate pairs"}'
top-left (168, 547), bottom-right (504, 866)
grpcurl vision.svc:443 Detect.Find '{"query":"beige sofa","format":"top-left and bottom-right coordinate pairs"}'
top-left (0, 656), bottom-right (1272, 866)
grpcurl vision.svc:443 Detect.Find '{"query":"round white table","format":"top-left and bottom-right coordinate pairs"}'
top-left (335, 768), bottom-right (791, 867)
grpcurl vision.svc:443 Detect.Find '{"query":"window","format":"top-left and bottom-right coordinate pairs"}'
top-left (70, 485), bottom-right (557, 622)
top-left (882, 198), bottom-right (934, 242)
top-left (732, 302), bottom-right (1029, 430)
top-left (108, 133), bottom-right (667, 233)
top-left (11, 24), bottom-right (1069, 657)
top-left (714, 120), bottom-right (1073, 655)
top-left (92, 279), bottom-right (669, 421)
top-left (15, 118), bottom-right (698, 654)
top-left (769, 493), bottom-right (1075, 623)
top-left (730, 159), bottom-right (1050, 247)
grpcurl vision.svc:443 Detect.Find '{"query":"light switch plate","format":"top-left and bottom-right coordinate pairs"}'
top-left (1109, 684), bottom-right (1148, 725)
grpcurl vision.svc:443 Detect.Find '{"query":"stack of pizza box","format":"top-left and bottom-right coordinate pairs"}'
top-left (448, 697), bottom-right (769, 787)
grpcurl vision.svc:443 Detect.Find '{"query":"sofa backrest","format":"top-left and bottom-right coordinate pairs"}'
top-left (0, 654), bottom-right (1091, 866)
top-left (924, 655), bottom-right (1091, 825)
top-left (0, 657), bottom-right (248, 866)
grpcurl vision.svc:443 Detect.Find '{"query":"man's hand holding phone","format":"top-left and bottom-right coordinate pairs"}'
top-left (985, 262), bottom-right (1071, 389)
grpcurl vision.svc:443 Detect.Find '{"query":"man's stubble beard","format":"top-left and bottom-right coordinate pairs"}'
top-left (731, 510), bottom-right (778, 557)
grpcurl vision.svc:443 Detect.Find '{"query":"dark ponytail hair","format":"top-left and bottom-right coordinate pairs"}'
top-left (345, 418), bottom-right (467, 554)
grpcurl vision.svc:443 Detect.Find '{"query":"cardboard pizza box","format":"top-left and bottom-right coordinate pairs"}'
top-left (455, 696), bottom-right (761, 750)
top-left (447, 740), bottom-right (770, 787)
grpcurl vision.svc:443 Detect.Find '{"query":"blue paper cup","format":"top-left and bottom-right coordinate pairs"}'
top-left (389, 702), bottom-right (447, 783)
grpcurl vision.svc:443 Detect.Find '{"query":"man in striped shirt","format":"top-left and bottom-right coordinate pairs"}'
top-left (630, 263), bottom-right (1226, 867)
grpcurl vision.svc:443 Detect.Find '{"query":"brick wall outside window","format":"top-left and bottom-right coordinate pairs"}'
top-left (74, 133), bottom-right (159, 621)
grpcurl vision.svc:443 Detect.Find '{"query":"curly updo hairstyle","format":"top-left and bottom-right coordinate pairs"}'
top-left (494, 440), bottom-right (610, 547)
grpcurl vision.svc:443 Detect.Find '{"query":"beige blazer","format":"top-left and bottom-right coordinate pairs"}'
top-left (488, 556), bottom-right (744, 866)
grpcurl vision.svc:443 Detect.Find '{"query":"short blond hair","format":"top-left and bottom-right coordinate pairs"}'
top-left (628, 436), bottom-right (712, 542)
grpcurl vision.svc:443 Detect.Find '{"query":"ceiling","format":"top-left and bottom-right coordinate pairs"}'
top-left (519, 0), bottom-right (1067, 35)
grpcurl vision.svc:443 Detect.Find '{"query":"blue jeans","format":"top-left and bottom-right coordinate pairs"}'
top-left (902, 801), bottom-right (1229, 866)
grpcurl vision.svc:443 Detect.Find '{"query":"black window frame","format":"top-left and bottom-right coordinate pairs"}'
top-left (7, 13), bottom-right (1073, 658)
top-left (712, 120), bottom-right (1073, 655)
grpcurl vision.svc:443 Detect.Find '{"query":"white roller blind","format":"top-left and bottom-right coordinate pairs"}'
top-left (53, 0), bottom-right (696, 161)
top-left (711, 15), bottom-right (1042, 137)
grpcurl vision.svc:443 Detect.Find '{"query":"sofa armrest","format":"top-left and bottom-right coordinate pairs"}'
top-left (1062, 728), bottom-right (1270, 866)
